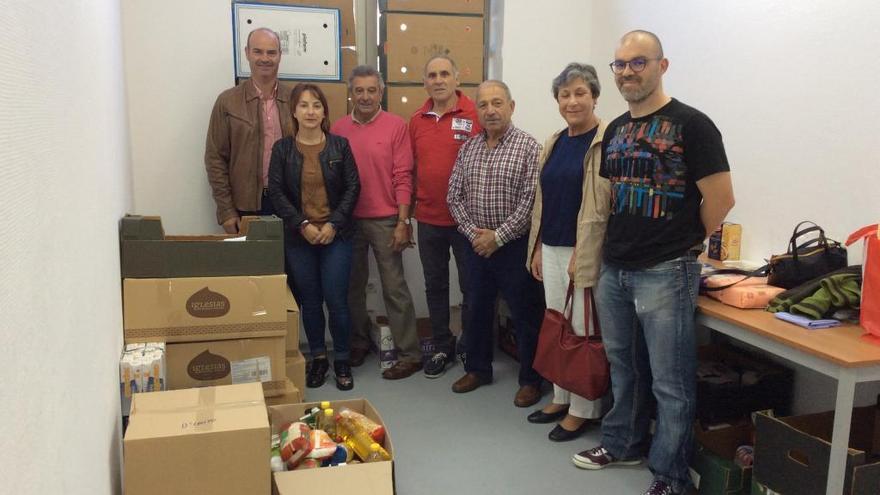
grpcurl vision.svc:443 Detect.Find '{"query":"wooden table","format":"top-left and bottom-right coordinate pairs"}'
top-left (696, 296), bottom-right (880, 495)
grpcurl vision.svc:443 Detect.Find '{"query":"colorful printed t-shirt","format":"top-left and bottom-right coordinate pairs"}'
top-left (600, 98), bottom-right (730, 269)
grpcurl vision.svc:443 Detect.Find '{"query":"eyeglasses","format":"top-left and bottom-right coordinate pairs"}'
top-left (609, 57), bottom-right (661, 74)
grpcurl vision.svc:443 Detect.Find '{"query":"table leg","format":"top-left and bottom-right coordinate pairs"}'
top-left (826, 368), bottom-right (856, 495)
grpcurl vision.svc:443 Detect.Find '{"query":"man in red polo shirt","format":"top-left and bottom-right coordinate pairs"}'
top-left (409, 56), bottom-right (482, 378)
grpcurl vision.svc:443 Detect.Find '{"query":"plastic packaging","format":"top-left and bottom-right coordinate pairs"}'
top-left (337, 415), bottom-right (391, 462)
top-left (365, 443), bottom-right (383, 463)
top-left (338, 407), bottom-right (385, 444)
top-left (305, 429), bottom-right (337, 461)
top-left (279, 422), bottom-right (312, 469)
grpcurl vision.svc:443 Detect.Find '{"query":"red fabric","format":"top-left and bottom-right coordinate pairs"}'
top-left (532, 285), bottom-right (609, 400)
top-left (847, 224), bottom-right (880, 338)
top-left (408, 92), bottom-right (481, 226)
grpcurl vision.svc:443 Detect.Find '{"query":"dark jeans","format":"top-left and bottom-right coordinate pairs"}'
top-left (285, 237), bottom-right (353, 361)
top-left (462, 235), bottom-right (545, 386)
top-left (417, 222), bottom-right (471, 355)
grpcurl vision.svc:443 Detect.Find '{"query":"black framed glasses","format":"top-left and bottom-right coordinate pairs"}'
top-left (609, 57), bottom-right (661, 74)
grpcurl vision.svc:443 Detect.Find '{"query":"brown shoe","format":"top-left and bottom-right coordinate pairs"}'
top-left (381, 360), bottom-right (423, 380)
top-left (349, 348), bottom-right (369, 367)
top-left (514, 385), bottom-right (542, 408)
top-left (451, 372), bottom-right (492, 393)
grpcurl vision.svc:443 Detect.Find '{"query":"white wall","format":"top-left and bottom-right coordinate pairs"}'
top-left (0, 2), bottom-right (131, 494)
top-left (586, 0), bottom-right (880, 412)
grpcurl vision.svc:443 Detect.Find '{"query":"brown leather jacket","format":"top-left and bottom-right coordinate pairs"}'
top-left (204, 80), bottom-right (295, 224)
top-left (527, 121), bottom-right (610, 288)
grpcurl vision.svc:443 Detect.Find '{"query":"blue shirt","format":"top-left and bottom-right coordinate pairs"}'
top-left (540, 128), bottom-right (597, 246)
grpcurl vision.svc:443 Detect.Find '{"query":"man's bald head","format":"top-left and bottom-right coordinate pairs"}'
top-left (620, 30), bottom-right (664, 59)
top-left (246, 27), bottom-right (281, 51)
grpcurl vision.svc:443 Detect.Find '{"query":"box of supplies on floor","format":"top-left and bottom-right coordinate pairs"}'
top-left (269, 399), bottom-right (394, 494)
top-left (123, 383), bottom-right (269, 495)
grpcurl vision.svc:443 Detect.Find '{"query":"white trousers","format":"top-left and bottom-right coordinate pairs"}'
top-left (541, 244), bottom-right (610, 419)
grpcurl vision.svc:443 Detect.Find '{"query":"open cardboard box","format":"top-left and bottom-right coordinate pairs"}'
top-left (754, 406), bottom-right (880, 495)
top-left (692, 421), bottom-right (754, 495)
top-left (268, 399), bottom-right (395, 494)
top-left (123, 274), bottom-right (288, 343)
top-left (123, 383), bottom-right (269, 495)
top-left (120, 215), bottom-right (283, 278)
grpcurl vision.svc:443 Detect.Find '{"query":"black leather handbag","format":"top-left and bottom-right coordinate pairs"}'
top-left (767, 221), bottom-right (848, 289)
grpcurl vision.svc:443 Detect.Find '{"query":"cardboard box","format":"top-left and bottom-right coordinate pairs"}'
top-left (120, 215), bottom-right (283, 278)
top-left (265, 379), bottom-right (303, 406)
top-left (385, 84), bottom-right (478, 120)
top-left (341, 46), bottom-right (358, 77)
top-left (123, 383), bottom-right (270, 495)
top-left (753, 408), bottom-right (880, 495)
top-left (123, 274), bottom-right (288, 343)
top-left (697, 345), bottom-right (793, 425)
top-left (286, 350), bottom-right (307, 398)
top-left (274, 0), bottom-right (356, 46)
top-left (380, 0), bottom-right (485, 15)
top-left (285, 288), bottom-right (300, 351)
top-left (381, 13), bottom-right (484, 84)
top-left (269, 399), bottom-right (394, 494)
top-left (709, 223), bottom-right (743, 261)
top-left (693, 422), bottom-right (754, 495)
top-left (166, 335), bottom-right (286, 397)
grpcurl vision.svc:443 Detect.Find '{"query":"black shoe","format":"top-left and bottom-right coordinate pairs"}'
top-left (424, 352), bottom-right (452, 378)
top-left (527, 406), bottom-right (569, 424)
top-left (548, 420), bottom-right (591, 442)
top-left (349, 348), bottom-right (369, 367)
top-left (306, 358), bottom-right (329, 388)
top-left (334, 360), bottom-right (354, 391)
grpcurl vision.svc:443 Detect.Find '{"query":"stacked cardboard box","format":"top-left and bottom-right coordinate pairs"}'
top-left (380, 1), bottom-right (485, 120)
top-left (120, 215), bottom-right (303, 404)
top-left (124, 383), bottom-right (270, 495)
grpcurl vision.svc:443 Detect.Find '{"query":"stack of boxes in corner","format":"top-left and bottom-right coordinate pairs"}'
top-left (118, 215), bottom-right (306, 414)
top-left (380, 0), bottom-right (486, 119)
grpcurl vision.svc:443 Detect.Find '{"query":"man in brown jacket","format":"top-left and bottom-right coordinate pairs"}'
top-left (205, 27), bottom-right (294, 233)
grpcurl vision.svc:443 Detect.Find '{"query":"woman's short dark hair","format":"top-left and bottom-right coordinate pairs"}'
top-left (551, 63), bottom-right (601, 100)
top-left (290, 83), bottom-right (331, 134)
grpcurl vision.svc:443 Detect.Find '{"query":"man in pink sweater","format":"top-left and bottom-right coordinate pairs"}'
top-left (331, 65), bottom-right (422, 380)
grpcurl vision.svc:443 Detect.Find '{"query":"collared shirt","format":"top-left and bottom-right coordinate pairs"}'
top-left (331, 110), bottom-right (414, 219)
top-left (254, 80), bottom-right (282, 187)
top-left (447, 125), bottom-right (541, 244)
top-left (409, 91), bottom-right (481, 226)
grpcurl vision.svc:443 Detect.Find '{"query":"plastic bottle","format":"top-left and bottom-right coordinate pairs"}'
top-left (338, 407), bottom-right (385, 443)
top-left (321, 408), bottom-right (337, 440)
top-left (365, 443), bottom-right (383, 463)
top-left (337, 415), bottom-right (391, 462)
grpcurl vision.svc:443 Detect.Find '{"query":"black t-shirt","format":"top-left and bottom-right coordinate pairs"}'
top-left (600, 98), bottom-right (730, 269)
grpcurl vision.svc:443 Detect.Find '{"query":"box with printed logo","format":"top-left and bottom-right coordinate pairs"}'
top-left (122, 274), bottom-right (288, 343)
top-left (123, 383), bottom-right (269, 495)
top-left (381, 13), bottom-right (484, 84)
top-left (165, 335), bottom-right (287, 397)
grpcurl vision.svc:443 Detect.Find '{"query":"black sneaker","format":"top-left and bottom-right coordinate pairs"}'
top-left (424, 352), bottom-right (451, 378)
top-left (643, 480), bottom-right (679, 495)
top-left (306, 358), bottom-right (329, 388)
top-left (334, 360), bottom-right (354, 391)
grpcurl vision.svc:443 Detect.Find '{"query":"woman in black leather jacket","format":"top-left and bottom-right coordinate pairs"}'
top-left (268, 83), bottom-right (360, 391)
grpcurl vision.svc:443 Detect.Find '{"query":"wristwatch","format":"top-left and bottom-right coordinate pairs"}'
top-left (398, 217), bottom-right (411, 226)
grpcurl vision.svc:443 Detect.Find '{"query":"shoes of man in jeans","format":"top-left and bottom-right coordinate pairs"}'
top-left (424, 352), bottom-right (452, 378)
top-left (642, 480), bottom-right (680, 495)
top-left (571, 445), bottom-right (642, 470)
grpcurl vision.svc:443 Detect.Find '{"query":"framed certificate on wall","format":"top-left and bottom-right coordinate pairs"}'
top-left (233, 2), bottom-right (342, 81)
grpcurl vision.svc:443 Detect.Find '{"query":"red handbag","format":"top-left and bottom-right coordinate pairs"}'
top-left (847, 224), bottom-right (880, 340)
top-left (532, 283), bottom-right (610, 400)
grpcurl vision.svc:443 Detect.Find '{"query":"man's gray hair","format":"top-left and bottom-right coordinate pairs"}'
top-left (477, 79), bottom-right (512, 101)
top-left (347, 65), bottom-right (385, 90)
top-left (246, 27), bottom-right (281, 51)
top-left (551, 63), bottom-right (601, 100)
top-left (423, 55), bottom-right (459, 78)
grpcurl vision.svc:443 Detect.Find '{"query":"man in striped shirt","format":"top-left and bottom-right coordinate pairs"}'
top-left (447, 80), bottom-right (546, 408)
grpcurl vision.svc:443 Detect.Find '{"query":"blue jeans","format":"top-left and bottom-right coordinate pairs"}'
top-left (596, 254), bottom-right (701, 493)
top-left (286, 238), bottom-right (353, 361)
top-left (462, 236), bottom-right (545, 386)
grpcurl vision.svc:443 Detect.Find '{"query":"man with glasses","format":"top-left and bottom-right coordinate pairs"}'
top-left (573, 31), bottom-right (735, 495)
